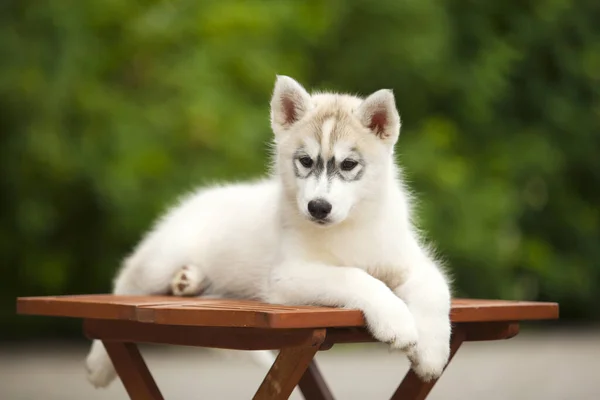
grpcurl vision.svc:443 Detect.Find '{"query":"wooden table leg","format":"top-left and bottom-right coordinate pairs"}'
top-left (103, 341), bottom-right (164, 400)
top-left (389, 321), bottom-right (520, 400)
top-left (298, 360), bottom-right (335, 400)
top-left (390, 326), bottom-right (467, 400)
top-left (254, 329), bottom-right (326, 400)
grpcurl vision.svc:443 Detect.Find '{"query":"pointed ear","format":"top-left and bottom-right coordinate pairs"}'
top-left (270, 75), bottom-right (312, 134)
top-left (356, 89), bottom-right (401, 144)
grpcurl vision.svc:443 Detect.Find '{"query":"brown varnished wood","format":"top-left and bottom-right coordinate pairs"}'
top-left (390, 326), bottom-right (467, 400)
top-left (17, 295), bottom-right (364, 328)
top-left (450, 298), bottom-right (559, 322)
top-left (462, 321), bottom-right (520, 341)
top-left (321, 321), bottom-right (520, 348)
top-left (298, 360), bottom-right (335, 400)
top-left (16, 294), bottom-right (560, 400)
top-left (17, 295), bottom-right (559, 328)
top-left (88, 321), bottom-right (520, 400)
top-left (103, 341), bottom-right (164, 400)
top-left (253, 329), bottom-right (326, 400)
top-left (85, 319), bottom-right (329, 350)
top-left (16, 295), bottom-right (187, 321)
top-left (136, 302), bottom-right (365, 329)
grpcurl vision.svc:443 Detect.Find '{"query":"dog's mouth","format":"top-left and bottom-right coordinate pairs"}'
top-left (311, 217), bottom-right (333, 226)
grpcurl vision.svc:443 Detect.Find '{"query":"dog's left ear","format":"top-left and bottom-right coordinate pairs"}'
top-left (270, 75), bottom-right (312, 136)
top-left (356, 89), bottom-right (401, 145)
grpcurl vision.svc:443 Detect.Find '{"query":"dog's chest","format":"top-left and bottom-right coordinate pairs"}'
top-left (303, 227), bottom-right (406, 289)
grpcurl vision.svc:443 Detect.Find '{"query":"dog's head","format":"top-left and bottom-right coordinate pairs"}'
top-left (271, 76), bottom-right (401, 227)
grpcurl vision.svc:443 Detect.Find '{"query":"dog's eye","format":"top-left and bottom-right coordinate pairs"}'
top-left (298, 156), bottom-right (313, 168)
top-left (341, 159), bottom-right (359, 171)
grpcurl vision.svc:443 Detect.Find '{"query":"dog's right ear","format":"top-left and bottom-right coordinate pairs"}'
top-left (356, 89), bottom-right (401, 146)
top-left (270, 75), bottom-right (312, 135)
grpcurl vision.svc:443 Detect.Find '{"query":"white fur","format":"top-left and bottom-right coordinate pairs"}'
top-left (85, 76), bottom-right (451, 387)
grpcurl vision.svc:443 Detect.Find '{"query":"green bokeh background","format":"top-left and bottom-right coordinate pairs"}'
top-left (2, 0), bottom-right (599, 339)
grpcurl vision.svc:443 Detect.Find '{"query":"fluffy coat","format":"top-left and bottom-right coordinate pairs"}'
top-left (85, 76), bottom-right (452, 388)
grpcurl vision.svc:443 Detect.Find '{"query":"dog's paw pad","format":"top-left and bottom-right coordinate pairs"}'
top-left (171, 265), bottom-right (203, 297)
top-left (176, 281), bottom-right (187, 293)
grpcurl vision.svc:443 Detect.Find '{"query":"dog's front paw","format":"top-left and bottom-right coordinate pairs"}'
top-left (170, 265), bottom-right (204, 296)
top-left (407, 335), bottom-right (451, 382)
top-left (365, 298), bottom-right (419, 352)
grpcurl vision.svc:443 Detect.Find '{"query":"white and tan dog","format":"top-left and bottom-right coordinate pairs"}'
top-left (85, 76), bottom-right (451, 388)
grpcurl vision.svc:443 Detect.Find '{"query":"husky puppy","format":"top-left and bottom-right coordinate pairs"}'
top-left (85, 76), bottom-right (451, 388)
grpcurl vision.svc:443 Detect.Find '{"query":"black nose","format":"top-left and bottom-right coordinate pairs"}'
top-left (308, 199), bottom-right (332, 220)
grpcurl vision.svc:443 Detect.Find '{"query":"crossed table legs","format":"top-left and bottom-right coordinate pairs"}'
top-left (84, 319), bottom-right (519, 400)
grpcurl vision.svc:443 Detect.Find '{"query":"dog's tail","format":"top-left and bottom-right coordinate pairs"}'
top-left (85, 340), bottom-right (118, 388)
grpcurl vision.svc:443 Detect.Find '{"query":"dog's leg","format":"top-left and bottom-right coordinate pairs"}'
top-left (392, 236), bottom-right (451, 382)
top-left (268, 263), bottom-right (418, 351)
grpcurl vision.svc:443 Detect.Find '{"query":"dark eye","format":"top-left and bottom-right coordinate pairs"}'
top-left (341, 159), bottom-right (359, 171)
top-left (299, 156), bottom-right (313, 168)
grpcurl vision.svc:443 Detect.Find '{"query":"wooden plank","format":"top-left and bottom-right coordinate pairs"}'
top-left (450, 299), bottom-right (559, 322)
top-left (135, 303), bottom-right (274, 328)
top-left (17, 295), bottom-right (366, 328)
top-left (17, 295), bottom-right (559, 329)
top-left (139, 302), bottom-right (365, 329)
top-left (16, 295), bottom-right (195, 321)
top-left (85, 319), bottom-right (329, 350)
top-left (103, 341), bottom-right (164, 400)
top-left (254, 329), bottom-right (326, 400)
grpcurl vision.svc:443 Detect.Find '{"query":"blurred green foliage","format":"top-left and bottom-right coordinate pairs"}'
top-left (1, 0), bottom-right (599, 338)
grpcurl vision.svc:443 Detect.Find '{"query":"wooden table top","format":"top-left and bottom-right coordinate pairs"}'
top-left (17, 295), bottom-right (559, 329)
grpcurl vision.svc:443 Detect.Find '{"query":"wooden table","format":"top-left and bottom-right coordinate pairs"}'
top-left (17, 295), bottom-right (559, 400)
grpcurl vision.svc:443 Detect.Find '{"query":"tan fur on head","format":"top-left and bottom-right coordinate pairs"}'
top-left (271, 76), bottom-right (401, 149)
top-left (270, 76), bottom-right (403, 227)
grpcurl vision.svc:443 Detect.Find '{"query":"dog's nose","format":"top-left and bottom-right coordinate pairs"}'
top-left (308, 199), bottom-right (332, 220)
